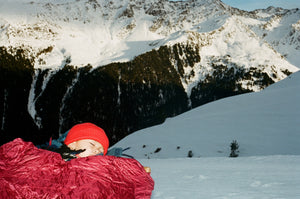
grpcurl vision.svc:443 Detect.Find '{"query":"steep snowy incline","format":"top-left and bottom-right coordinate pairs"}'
top-left (112, 71), bottom-right (300, 158)
top-left (169, 16), bottom-right (298, 96)
top-left (244, 7), bottom-right (300, 67)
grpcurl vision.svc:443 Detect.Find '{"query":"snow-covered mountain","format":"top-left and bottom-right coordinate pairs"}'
top-left (0, 0), bottom-right (299, 93)
top-left (0, 0), bottom-right (299, 69)
top-left (0, 0), bottom-right (299, 145)
top-left (112, 70), bottom-right (300, 158)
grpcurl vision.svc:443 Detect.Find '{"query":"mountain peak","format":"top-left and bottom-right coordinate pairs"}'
top-left (0, 0), bottom-right (299, 70)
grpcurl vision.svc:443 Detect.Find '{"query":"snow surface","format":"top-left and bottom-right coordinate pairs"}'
top-left (140, 156), bottom-right (300, 199)
top-left (112, 71), bottom-right (300, 198)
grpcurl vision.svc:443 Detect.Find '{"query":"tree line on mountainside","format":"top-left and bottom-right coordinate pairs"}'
top-left (0, 45), bottom-right (279, 146)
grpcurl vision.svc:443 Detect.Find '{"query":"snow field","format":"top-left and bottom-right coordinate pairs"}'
top-left (140, 156), bottom-right (300, 199)
top-left (112, 70), bottom-right (300, 198)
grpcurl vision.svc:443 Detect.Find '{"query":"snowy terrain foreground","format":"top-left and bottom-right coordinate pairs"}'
top-left (113, 71), bottom-right (300, 198)
top-left (140, 156), bottom-right (300, 199)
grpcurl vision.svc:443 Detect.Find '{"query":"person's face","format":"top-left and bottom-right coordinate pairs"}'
top-left (67, 139), bottom-right (104, 157)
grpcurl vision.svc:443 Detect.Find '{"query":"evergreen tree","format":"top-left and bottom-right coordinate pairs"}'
top-left (230, 140), bottom-right (239, 157)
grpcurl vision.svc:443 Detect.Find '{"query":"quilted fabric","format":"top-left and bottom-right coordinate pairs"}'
top-left (0, 138), bottom-right (154, 199)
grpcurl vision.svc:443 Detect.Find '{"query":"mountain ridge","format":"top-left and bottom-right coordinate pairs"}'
top-left (0, 0), bottom-right (299, 68)
top-left (0, 0), bottom-right (299, 145)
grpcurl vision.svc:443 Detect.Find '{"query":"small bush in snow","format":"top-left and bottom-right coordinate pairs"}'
top-left (230, 140), bottom-right (239, 157)
top-left (188, 150), bottom-right (193, 158)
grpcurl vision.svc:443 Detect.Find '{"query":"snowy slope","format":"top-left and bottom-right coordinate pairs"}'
top-left (112, 71), bottom-right (300, 158)
top-left (173, 16), bottom-right (299, 94)
top-left (111, 68), bottom-right (300, 199)
top-left (111, 67), bottom-right (300, 199)
top-left (247, 7), bottom-right (300, 67)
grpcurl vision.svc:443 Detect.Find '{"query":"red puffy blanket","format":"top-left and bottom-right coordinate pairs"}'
top-left (0, 138), bottom-right (154, 199)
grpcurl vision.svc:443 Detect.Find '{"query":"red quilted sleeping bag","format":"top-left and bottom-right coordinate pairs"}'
top-left (0, 138), bottom-right (154, 199)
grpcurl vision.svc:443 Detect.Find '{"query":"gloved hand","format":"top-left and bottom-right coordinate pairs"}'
top-left (106, 147), bottom-right (134, 158)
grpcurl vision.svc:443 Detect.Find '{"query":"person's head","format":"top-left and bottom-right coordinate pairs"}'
top-left (64, 123), bottom-right (109, 157)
